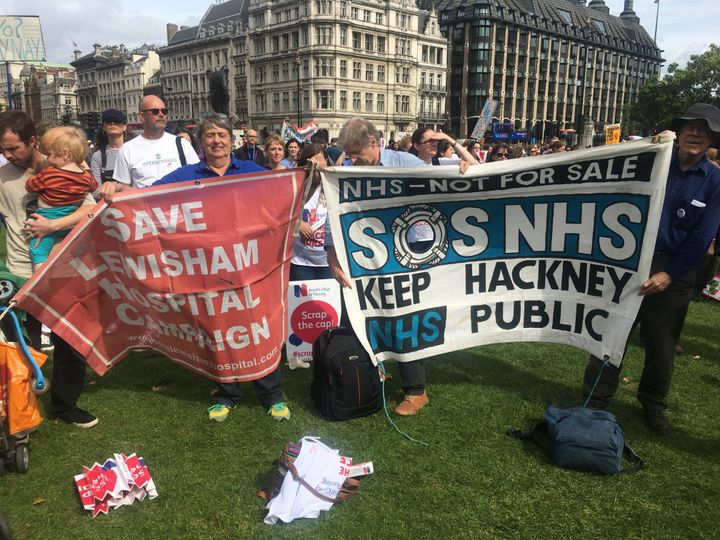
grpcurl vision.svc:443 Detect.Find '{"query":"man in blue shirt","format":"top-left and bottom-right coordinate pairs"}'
top-left (583, 103), bottom-right (720, 434)
top-left (101, 114), bottom-right (290, 423)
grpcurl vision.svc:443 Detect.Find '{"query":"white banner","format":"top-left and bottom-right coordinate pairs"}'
top-left (322, 137), bottom-right (674, 367)
top-left (0, 16), bottom-right (46, 62)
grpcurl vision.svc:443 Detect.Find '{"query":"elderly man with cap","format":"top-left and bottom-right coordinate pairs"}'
top-left (583, 103), bottom-right (720, 434)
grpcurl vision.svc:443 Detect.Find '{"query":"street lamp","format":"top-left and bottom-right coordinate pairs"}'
top-left (294, 52), bottom-right (301, 127)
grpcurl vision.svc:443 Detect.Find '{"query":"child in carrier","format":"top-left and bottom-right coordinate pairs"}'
top-left (25, 126), bottom-right (98, 268)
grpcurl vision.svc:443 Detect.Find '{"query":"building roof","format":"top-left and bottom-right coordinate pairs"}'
top-left (433, 0), bottom-right (661, 59)
top-left (167, 0), bottom-right (248, 46)
top-left (168, 25), bottom-right (199, 45)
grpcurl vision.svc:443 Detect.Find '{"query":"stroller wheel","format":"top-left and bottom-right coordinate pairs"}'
top-left (31, 378), bottom-right (49, 395)
top-left (0, 279), bottom-right (17, 303)
top-left (0, 510), bottom-right (12, 540)
top-left (14, 444), bottom-right (29, 474)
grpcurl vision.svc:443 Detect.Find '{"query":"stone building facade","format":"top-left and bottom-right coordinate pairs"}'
top-left (430, 0), bottom-right (662, 138)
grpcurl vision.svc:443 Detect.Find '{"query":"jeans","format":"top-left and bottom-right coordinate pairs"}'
top-left (214, 363), bottom-right (283, 408)
top-left (290, 263), bottom-right (332, 281)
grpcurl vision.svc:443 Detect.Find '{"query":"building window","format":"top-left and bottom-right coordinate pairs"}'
top-left (340, 27), bottom-right (347, 46)
top-left (396, 38), bottom-right (408, 56)
top-left (314, 56), bottom-right (334, 77)
top-left (365, 34), bottom-right (374, 51)
top-left (254, 38), bottom-right (265, 54)
top-left (353, 31), bottom-right (361, 49)
top-left (339, 0), bottom-right (346, 17)
top-left (272, 64), bottom-right (279, 82)
top-left (314, 0), bottom-right (331, 14)
top-left (340, 60), bottom-right (347, 78)
top-left (377, 65), bottom-right (385, 82)
top-left (377, 36), bottom-right (385, 53)
top-left (256, 94), bottom-right (266, 112)
top-left (363, 10), bottom-right (371, 22)
top-left (353, 91), bottom-right (361, 111)
top-left (351, 7), bottom-right (358, 19)
top-left (402, 95), bottom-right (410, 113)
top-left (316, 26), bottom-right (333, 45)
top-left (272, 36), bottom-right (280, 52)
top-left (340, 90), bottom-right (347, 110)
top-left (377, 94), bottom-right (385, 113)
top-left (254, 66), bottom-right (265, 83)
top-left (282, 92), bottom-right (289, 110)
top-left (303, 29), bottom-right (309, 45)
top-left (376, 12), bottom-right (384, 25)
top-left (365, 64), bottom-right (373, 81)
top-left (273, 92), bottom-right (280, 111)
top-left (353, 61), bottom-right (361, 79)
top-left (315, 89), bottom-right (334, 109)
top-left (282, 63), bottom-right (289, 80)
top-left (365, 92), bottom-right (373, 112)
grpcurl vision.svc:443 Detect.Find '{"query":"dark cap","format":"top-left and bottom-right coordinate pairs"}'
top-left (671, 103), bottom-right (720, 137)
top-left (101, 108), bottom-right (127, 124)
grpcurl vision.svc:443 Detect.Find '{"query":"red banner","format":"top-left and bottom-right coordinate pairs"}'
top-left (14, 170), bottom-right (306, 382)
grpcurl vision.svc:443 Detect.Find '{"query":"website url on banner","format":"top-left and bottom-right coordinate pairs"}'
top-left (125, 334), bottom-right (277, 371)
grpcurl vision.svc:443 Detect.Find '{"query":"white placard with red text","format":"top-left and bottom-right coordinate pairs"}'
top-left (286, 279), bottom-right (342, 363)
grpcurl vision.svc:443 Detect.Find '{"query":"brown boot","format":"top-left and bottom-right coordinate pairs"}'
top-left (394, 391), bottom-right (429, 416)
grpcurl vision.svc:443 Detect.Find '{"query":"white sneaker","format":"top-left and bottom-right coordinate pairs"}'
top-left (41, 333), bottom-right (54, 353)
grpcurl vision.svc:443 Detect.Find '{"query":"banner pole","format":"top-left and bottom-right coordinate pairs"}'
top-left (5, 62), bottom-right (13, 110)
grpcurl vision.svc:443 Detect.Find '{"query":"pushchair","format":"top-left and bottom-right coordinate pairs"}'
top-left (0, 264), bottom-right (48, 474)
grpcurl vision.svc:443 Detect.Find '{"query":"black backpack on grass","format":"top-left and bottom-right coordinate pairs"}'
top-left (310, 327), bottom-right (382, 421)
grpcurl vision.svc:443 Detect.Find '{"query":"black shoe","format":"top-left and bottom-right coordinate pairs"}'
top-left (643, 408), bottom-right (670, 435)
top-left (56, 408), bottom-right (99, 428)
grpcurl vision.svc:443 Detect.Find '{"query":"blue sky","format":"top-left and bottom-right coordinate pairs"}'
top-left (1, 0), bottom-right (715, 71)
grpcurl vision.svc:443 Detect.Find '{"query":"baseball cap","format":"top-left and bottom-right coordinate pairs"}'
top-left (101, 109), bottom-right (127, 124)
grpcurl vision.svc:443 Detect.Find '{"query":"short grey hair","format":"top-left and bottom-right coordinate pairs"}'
top-left (337, 117), bottom-right (379, 150)
top-left (195, 113), bottom-right (234, 140)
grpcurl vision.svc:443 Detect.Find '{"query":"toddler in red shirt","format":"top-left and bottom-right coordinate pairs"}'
top-left (25, 127), bottom-right (98, 266)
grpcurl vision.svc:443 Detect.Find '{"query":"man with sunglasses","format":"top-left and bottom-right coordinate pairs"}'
top-left (111, 95), bottom-right (199, 188)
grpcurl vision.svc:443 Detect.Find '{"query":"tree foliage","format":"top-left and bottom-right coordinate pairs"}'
top-left (626, 44), bottom-right (720, 134)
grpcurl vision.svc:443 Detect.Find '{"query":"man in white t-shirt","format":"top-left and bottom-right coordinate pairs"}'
top-left (112, 95), bottom-right (199, 188)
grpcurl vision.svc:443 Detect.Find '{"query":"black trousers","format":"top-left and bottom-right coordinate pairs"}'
top-left (583, 254), bottom-right (695, 411)
top-left (339, 287), bottom-right (426, 395)
top-left (1, 313), bottom-right (86, 417)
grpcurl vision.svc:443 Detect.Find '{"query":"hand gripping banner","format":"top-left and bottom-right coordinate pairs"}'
top-left (14, 170), bottom-right (306, 382)
top-left (322, 137), bottom-right (674, 367)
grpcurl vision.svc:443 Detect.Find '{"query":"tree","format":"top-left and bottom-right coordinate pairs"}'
top-left (626, 44), bottom-right (720, 135)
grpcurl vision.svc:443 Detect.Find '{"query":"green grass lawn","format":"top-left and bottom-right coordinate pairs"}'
top-left (1, 296), bottom-right (719, 539)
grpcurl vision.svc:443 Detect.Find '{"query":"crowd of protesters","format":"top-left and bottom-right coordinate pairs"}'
top-left (2, 98), bottom-right (719, 434)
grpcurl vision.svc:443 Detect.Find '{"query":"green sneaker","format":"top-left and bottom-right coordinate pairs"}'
top-left (268, 402), bottom-right (290, 421)
top-left (208, 404), bottom-right (232, 422)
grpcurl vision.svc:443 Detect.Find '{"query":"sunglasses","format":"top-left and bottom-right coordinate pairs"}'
top-left (495, 152), bottom-right (508, 157)
top-left (142, 108), bottom-right (169, 116)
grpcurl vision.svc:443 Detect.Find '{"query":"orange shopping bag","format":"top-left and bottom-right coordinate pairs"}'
top-left (0, 342), bottom-right (47, 435)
